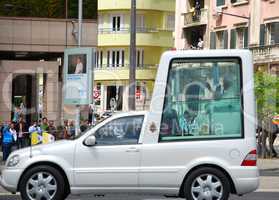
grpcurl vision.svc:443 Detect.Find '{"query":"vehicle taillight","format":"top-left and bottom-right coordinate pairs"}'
top-left (241, 149), bottom-right (257, 166)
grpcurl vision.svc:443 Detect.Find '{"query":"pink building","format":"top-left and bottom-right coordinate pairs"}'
top-left (175, 0), bottom-right (279, 74)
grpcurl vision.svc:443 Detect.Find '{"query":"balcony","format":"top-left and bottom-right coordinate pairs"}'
top-left (94, 64), bottom-right (157, 81)
top-left (250, 44), bottom-right (279, 63)
top-left (98, 28), bottom-right (173, 47)
top-left (183, 9), bottom-right (208, 28)
top-left (98, 0), bottom-right (174, 12)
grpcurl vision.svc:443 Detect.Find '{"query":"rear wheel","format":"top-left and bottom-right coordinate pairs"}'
top-left (19, 165), bottom-right (66, 200)
top-left (184, 167), bottom-right (230, 200)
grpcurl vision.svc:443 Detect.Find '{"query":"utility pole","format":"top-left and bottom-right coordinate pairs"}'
top-left (129, 0), bottom-right (136, 110)
top-left (75, 0), bottom-right (83, 136)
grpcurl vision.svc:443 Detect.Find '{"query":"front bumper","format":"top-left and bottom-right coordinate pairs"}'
top-left (0, 168), bottom-right (23, 193)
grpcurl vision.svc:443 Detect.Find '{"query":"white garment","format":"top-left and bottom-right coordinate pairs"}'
top-left (197, 40), bottom-right (204, 49)
top-left (9, 128), bottom-right (17, 141)
top-left (75, 63), bottom-right (84, 74)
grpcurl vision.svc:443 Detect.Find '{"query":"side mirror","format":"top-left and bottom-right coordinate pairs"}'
top-left (83, 135), bottom-right (96, 147)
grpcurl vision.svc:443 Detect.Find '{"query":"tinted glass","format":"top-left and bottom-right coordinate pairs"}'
top-left (159, 58), bottom-right (243, 142)
top-left (95, 115), bottom-right (144, 145)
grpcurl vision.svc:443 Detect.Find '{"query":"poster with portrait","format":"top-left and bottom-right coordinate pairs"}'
top-left (64, 48), bottom-right (95, 105)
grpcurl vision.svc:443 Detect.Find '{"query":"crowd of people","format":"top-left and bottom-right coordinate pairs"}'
top-left (0, 116), bottom-right (92, 162)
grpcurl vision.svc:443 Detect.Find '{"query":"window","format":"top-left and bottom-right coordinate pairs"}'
top-left (94, 116), bottom-right (144, 145)
top-left (107, 50), bottom-right (125, 67)
top-left (112, 15), bottom-right (122, 31)
top-left (98, 15), bottom-right (104, 31)
top-left (217, 0), bottom-right (225, 7)
top-left (159, 58), bottom-right (243, 142)
top-left (216, 30), bottom-right (228, 49)
top-left (236, 27), bottom-right (248, 48)
top-left (269, 22), bottom-right (279, 45)
top-left (166, 14), bottom-right (175, 31)
top-left (136, 14), bottom-right (145, 32)
top-left (136, 49), bottom-right (144, 67)
top-left (95, 51), bottom-right (103, 68)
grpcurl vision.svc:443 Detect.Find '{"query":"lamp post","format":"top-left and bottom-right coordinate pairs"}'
top-left (75, 0), bottom-right (83, 136)
top-left (216, 10), bottom-right (251, 46)
top-left (129, 0), bottom-right (136, 111)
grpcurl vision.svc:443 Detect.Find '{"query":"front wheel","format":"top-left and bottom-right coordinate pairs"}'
top-left (184, 167), bottom-right (230, 200)
top-left (19, 165), bottom-right (66, 200)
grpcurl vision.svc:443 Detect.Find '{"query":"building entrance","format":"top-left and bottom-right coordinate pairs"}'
top-left (12, 74), bottom-right (36, 126)
top-left (106, 86), bottom-right (123, 111)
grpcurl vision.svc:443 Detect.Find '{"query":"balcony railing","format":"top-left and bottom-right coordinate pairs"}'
top-left (94, 64), bottom-right (157, 70)
top-left (98, 27), bottom-right (172, 34)
top-left (183, 8), bottom-right (208, 28)
top-left (250, 44), bottom-right (279, 62)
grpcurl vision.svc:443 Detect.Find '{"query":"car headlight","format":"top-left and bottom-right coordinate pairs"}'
top-left (7, 155), bottom-right (20, 167)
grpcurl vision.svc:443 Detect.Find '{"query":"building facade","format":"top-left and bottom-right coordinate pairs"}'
top-left (96, 0), bottom-right (175, 112)
top-left (0, 17), bottom-right (97, 124)
top-left (175, 0), bottom-right (279, 74)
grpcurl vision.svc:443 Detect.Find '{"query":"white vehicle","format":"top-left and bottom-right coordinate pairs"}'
top-left (1, 50), bottom-right (259, 200)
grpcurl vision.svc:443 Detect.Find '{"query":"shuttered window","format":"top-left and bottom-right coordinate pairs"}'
top-left (230, 29), bottom-right (236, 49)
top-left (270, 22), bottom-right (279, 45)
top-left (260, 24), bottom-right (266, 46)
top-left (243, 27), bottom-right (248, 49)
top-left (210, 32), bottom-right (216, 49)
top-left (224, 30), bottom-right (228, 49)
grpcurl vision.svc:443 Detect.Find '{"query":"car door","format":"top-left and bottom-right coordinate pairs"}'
top-left (74, 115), bottom-right (144, 188)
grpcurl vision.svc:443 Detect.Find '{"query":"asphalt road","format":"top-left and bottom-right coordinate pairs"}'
top-left (0, 192), bottom-right (278, 200)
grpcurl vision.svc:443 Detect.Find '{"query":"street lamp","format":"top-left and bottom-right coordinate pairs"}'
top-left (129, 0), bottom-right (136, 111)
top-left (215, 8), bottom-right (251, 47)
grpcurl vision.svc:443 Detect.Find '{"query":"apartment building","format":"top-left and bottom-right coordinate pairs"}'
top-left (175, 0), bottom-right (279, 74)
top-left (96, 0), bottom-right (175, 112)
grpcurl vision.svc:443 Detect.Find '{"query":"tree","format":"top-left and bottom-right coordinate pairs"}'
top-left (0, 0), bottom-right (97, 19)
top-left (255, 71), bottom-right (279, 158)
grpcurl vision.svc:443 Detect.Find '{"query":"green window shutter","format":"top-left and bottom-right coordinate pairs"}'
top-left (259, 24), bottom-right (266, 46)
top-left (210, 32), bottom-right (216, 49)
top-left (217, 0), bottom-right (225, 6)
top-left (224, 30), bottom-right (228, 49)
top-left (230, 29), bottom-right (236, 49)
top-left (244, 27), bottom-right (249, 49)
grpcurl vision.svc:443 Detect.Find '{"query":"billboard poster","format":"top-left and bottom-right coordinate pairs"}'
top-left (64, 48), bottom-right (95, 105)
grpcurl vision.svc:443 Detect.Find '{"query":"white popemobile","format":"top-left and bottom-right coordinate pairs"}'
top-left (1, 50), bottom-right (259, 200)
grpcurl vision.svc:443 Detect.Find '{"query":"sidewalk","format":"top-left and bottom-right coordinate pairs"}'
top-left (257, 158), bottom-right (279, 192)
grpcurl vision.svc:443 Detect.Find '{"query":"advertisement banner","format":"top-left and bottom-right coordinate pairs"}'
top-left (63, 48), bottom-right (95, 105)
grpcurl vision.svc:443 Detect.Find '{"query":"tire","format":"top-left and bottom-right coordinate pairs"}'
top-left (19, 165), bottom-right (66, 200)
top-left (184, 167), bottom-right (230, 200)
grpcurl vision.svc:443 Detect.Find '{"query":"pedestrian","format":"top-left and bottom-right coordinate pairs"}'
top-left (12, 106), bottom-right (20, 123)
top-left (48, 120), bottom-right (57, 139)
top-left (63, 120), bottom-right (70, 139)
top-left (68, 121), bottom-right (76, 139)
top-left (197, 37), bottom-right (204, 49)
top-left (0, 120), bottom-right (4, 152)
top-left (80, 120), bottom-right (89, 132)
top-left (194, 1), bottom-right (201, 20)
top-left (2, 122), bottom-right (17, 161)
top-left (28, 121), bottom-right (42, 145)
top-left (41, 117), bottom-right (49, 132)
top-left (16, 116), bottom-right (27, 149)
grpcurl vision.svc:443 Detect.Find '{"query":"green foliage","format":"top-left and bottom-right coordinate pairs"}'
top-left (254, 71), bottom-right (279, 120)
top-left (0, 0), bottom-right (97, 19)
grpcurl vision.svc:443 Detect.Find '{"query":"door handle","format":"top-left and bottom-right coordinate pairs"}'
top-left (126, 147), bottom-right (140, 152)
